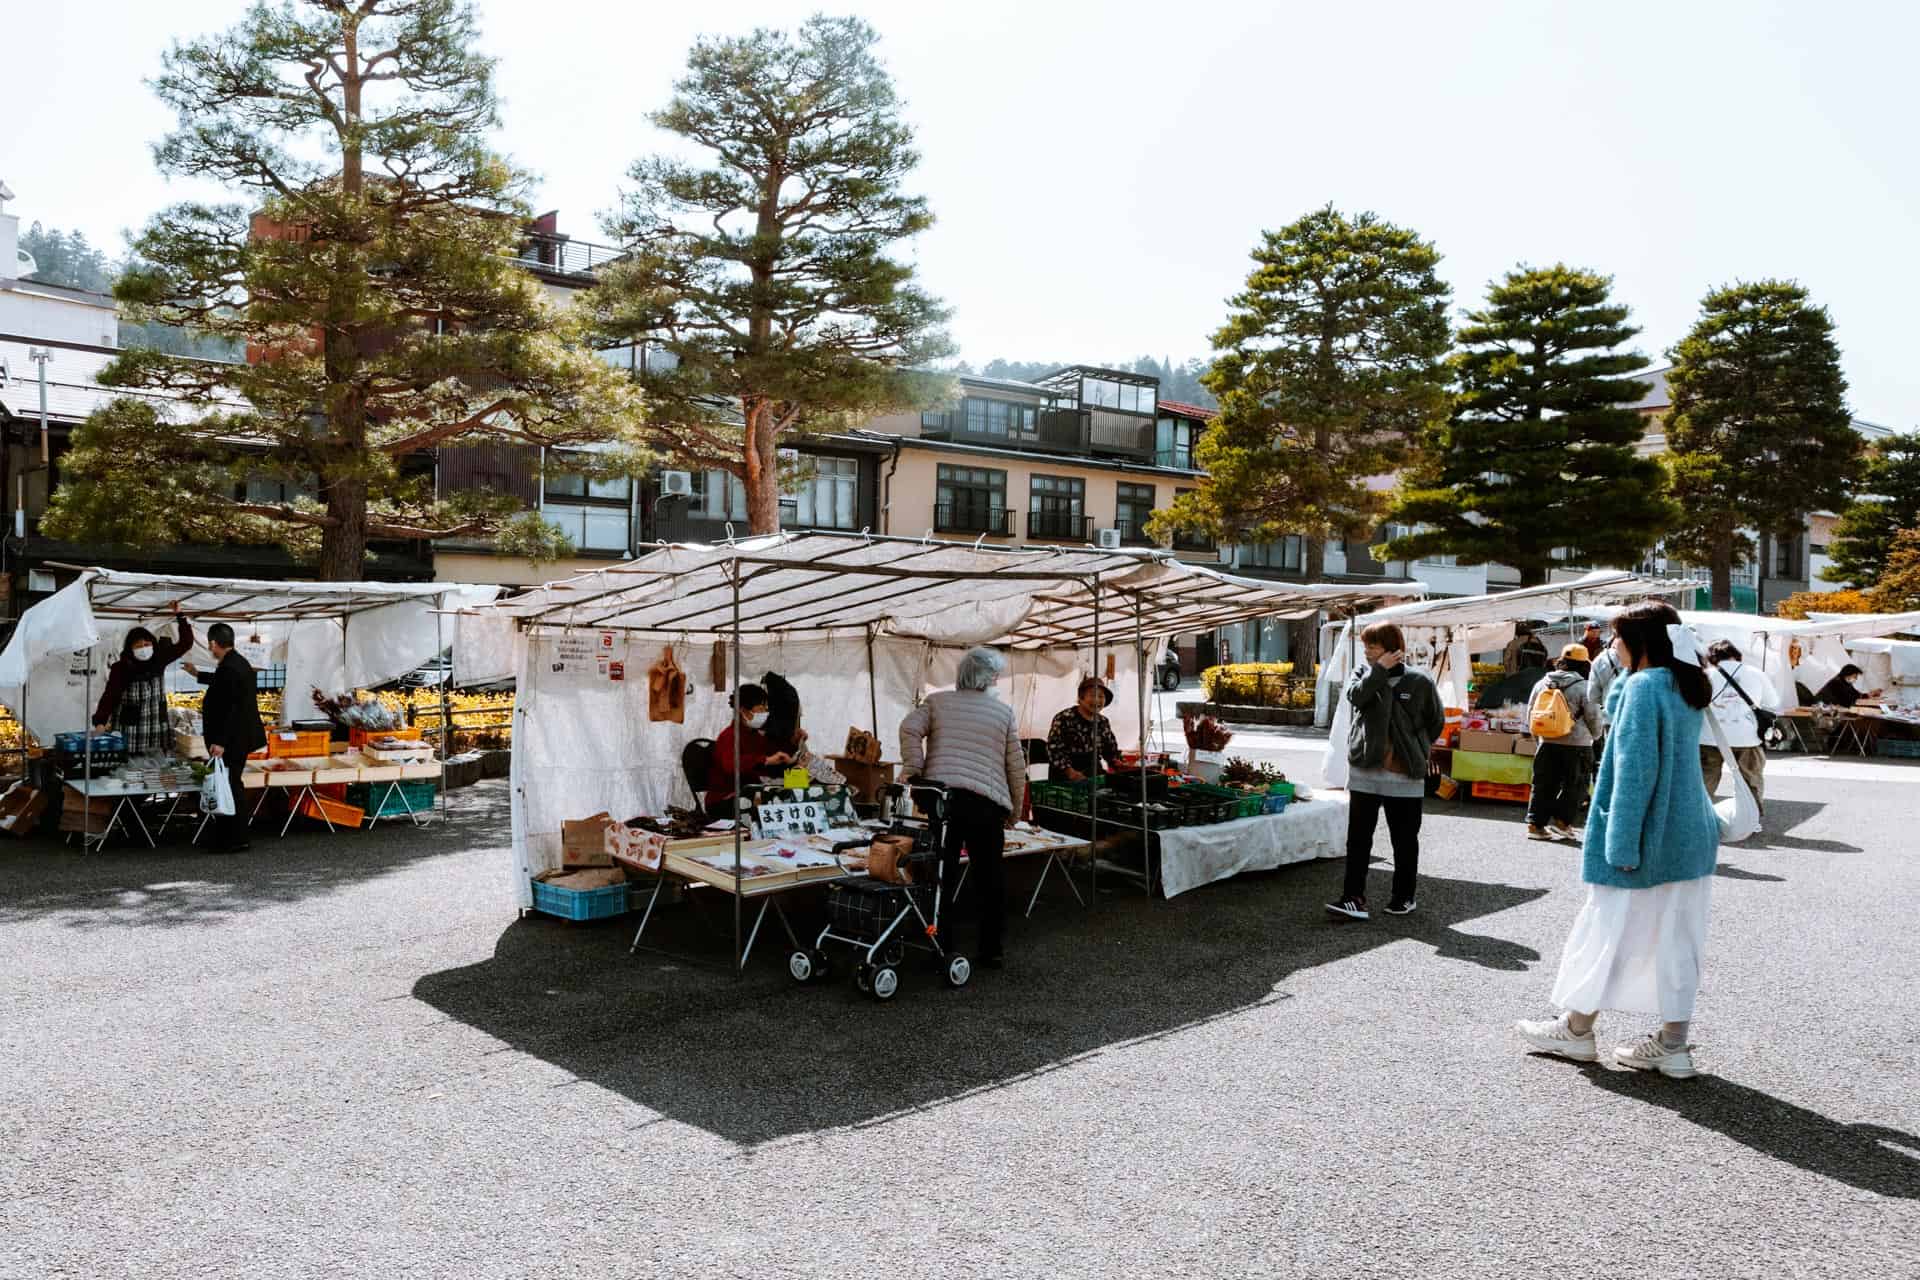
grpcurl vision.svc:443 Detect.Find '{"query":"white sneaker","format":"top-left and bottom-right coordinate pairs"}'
top-left (1514, 1013), bottom-right (1598, 1062)
top-left (1615, 1034), bottom-right (1698, 1079)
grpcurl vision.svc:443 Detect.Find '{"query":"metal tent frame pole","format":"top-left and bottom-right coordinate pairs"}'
top-left (730, 562), bottom-right (744, 975)
top-left (1135, 593), bottom-right (1150, 896)
top-left (1089, 574), bottom-right (1100, 902)
top-left (438, 607), bottom-right (451, 824)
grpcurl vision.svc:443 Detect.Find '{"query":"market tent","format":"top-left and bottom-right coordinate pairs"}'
top-left (1325, 571), bottom-right (1695, 715)
top-left (0, 569), bottom-right (499, 743)
top-left (1681, 609), bottom-right (1920, 705)
top-left (462, 532), bottom-right (1426, 911)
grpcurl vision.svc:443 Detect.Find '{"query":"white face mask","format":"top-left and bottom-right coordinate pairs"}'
top-left (746, 711), bottom-right (769, 730)
top-left (131, 646), bottom-right (154, 662)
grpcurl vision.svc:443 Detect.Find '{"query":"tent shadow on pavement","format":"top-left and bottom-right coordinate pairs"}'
top-left (412, 864), bottom-right (1545, 1148)
top-left (0, 783), bottom-right (509, 930)
top-left (1577, 1066), bottom-right (1920, 1199)
top-left (1729, 799), bottom-right (1862, 854)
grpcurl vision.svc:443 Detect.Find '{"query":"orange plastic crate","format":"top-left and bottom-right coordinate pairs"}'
top-left (268, 729), bottom-right (332, 758)
top-left (297, 793), bottom-right (365, 827)
top-left (1469, 780), bottom-right (1530, 803)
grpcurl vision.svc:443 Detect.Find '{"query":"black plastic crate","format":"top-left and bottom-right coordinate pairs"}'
top-left (1106, 771), bottom-right (1171, 802)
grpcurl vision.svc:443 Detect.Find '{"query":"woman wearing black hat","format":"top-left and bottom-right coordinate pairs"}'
top-left (1046, 676), bottom-right (1121, 782)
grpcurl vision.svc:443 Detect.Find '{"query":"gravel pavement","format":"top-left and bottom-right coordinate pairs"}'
top-left (2, 761), bottom-right (1915, 1279)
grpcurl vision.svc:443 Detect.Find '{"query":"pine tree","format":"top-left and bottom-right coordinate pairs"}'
top-left (1823, 432), bottom-right (1920, 588)
top-left (1150, 206), bottom-right (1452, 578)
top-left (1384, 265), bottom-right (1673, 585)
top-left (1662, 281), bottom-right (1858, 608)
top-left (42, 0), bottom-right (640, 578)
top-left (592, 15), bottom-right (952, 534)
top-left (1867, 528), bottom-right (1920, 612)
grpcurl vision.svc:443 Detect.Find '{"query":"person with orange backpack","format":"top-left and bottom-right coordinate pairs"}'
top-left (1526, 644), bottom-right (1604, 841)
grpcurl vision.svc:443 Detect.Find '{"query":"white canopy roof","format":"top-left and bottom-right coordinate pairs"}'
top-left (471, 533), bottom-right (1427, 648)
top-left (0, 568), bottom-right (499, 739)
top-left (1358, 570), bottom-right (1692, 630)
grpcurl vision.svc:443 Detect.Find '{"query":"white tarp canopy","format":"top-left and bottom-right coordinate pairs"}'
top-left (0, 569), bottom-right (499, 741)
top-left (1674, 609), bottom-right (1920, 705)
top-left (464, 533), bottom-right (1427, 906)
top-left (1319, 572), bottom-right (1694, 722)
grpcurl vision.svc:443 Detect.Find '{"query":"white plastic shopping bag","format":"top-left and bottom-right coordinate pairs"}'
top-left (201, 758), bottom-right (236, 817)
top-left (1704, 708), bottom-right (1759, 844)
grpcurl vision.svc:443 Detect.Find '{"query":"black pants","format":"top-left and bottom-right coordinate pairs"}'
top-left (939, 788), bottom-right (1008, 959)
top-left (211, 748), bottom-right (251, 848)
top-left (1342, 790), bottom-right (1422, 904)
top-left (1527, 742), bottom-right (1589, 827)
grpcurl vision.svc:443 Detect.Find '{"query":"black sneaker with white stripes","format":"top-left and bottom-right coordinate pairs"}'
top-left (1325, 897), bottom-right (1369, 921)
top-left (1383, 899), bottom-right (1416, 915)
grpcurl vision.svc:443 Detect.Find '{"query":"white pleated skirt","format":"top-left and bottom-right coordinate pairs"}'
top-left (1550, 875), bottom-right (1713, 1021)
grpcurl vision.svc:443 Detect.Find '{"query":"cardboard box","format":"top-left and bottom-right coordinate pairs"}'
top-left (561, 812), bottom-right (616, 867)
top-left (1457, 729), bottom-right (1519, 755)
top-left (828, 756), bottom-right (896, 804)
top-left (843, 728), bottom-right (883, 764)
top-left (1514, 736), bottom-right (1540, 757)
top-left (59, 786), bottom-right (114, 836)
top-left (0, 782), bottom-right (48, 837)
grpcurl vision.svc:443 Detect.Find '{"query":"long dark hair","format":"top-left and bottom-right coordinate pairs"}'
top-left (1611, 600), bottom-right (1711, 710)
top-left (120, 627), bottom-right (157, 661)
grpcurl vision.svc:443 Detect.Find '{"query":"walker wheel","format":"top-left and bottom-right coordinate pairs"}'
top-left (788, 950), bottom-right (814, 983)
top-left (944, 954), bottom-right (972, 988)
top-left (810, 950), bottom-right (830, 981)
top-left (869, 965), bottom-right (900, 1001)
top-left (855, 964), bottom-right (872, 993)
top-left (883, 939), bottom-right (906, 966)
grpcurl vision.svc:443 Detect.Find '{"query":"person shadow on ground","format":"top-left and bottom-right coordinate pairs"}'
top-left (1579, 1066), bottom-right (1920, 1199)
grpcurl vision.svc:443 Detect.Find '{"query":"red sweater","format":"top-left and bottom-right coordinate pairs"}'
top-left (707, 723), bottom-right (778, 805)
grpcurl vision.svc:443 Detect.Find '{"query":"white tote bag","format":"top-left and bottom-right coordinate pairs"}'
top-left (201, 758), bottom-right (236, 817)
top-left (1704, 708), bottom-right (1760, 843)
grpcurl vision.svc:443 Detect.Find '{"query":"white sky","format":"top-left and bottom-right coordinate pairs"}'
top-left (8, 0), bottom-right (1918, 425)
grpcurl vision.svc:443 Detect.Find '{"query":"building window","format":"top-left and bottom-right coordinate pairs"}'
top-left (789, 456), bottom-right (858, 530)
top-left (1028, 475), bottom-right (1085, 539)
top-left (1239, 536), bottom-right (1304, 572)
top-left (1155, 417), bottom-right (1198, 469)
top-left (1116, 483), bottom-right (1155, 544)
top-left (1774, 534), bottom-right (1801, 578)
top-left (545, 455), bottom-right (632, 504)
top-left (936, 464), bottom-right (1009, 534)
top-left (692, 470), bottom-right (749, 522)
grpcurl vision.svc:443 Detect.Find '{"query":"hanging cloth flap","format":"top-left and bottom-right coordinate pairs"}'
top-left (648, 647), bottom-right (687, 723)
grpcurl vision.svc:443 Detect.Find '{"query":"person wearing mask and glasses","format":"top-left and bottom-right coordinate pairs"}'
top-left (705, 683), bottom-right (794, 818)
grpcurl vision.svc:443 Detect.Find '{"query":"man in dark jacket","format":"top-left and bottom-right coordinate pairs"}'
top-left (1328, 621), bottom-right (1446, 922)
top-left (200, 622), bottom-right (268, 852)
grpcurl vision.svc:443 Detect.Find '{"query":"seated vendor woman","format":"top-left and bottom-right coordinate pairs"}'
top-left (92, 605), bottom-right (194, 756)
top-left (1813, 663), bottom-right (1877, 709)
top-left (1046, 677), bottom-right (1121, 782)
top-left (705, 683), bottom-right (794, 816)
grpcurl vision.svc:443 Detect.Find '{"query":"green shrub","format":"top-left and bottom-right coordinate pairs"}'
top-left (1201, 662), bottom-right (1313, 708)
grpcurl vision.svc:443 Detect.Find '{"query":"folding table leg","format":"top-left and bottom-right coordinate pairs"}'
top-left (126, 799), bottom-right (157, 849)
top-left (740, 898), bottom-right (773, 967)
top-left (628, 876), bottom-right (666, 954)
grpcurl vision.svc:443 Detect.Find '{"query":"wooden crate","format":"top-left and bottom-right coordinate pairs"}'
top-left (310, 756), bottom-right (362, 786)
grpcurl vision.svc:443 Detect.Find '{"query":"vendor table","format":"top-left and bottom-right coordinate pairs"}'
top-left (624, 824), bottom-right (1091, 966)
top-left (62, 778), bottom-right (197, 852)
top-left (1156, 791), bottom-right (1350, 899)
top-left (1773, 709), bottom-right (1819, 753)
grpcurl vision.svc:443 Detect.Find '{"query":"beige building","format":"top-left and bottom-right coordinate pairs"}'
top-left (855, 367), bottom-right (1220, 564)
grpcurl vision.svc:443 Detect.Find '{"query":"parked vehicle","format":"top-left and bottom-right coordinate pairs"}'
top-left (1157, 649), bottom-right (1183, 691)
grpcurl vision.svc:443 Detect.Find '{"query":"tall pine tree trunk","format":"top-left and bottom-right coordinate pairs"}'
top-left (1710, 527), bottom-right (1735, 611)
top-left (319, 473), bottom-right (369, 580)
top-left (741, 400), bottom-right (781, 535)
top-left (1289, 537), bottom-right (1327, 667)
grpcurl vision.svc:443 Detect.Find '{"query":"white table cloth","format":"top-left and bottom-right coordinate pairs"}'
top-left (1157, 790), bottom-right (1351, 898)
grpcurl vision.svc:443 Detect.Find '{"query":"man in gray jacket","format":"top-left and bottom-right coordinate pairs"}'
top-left (1328, 622), bottom-right (1445, 922)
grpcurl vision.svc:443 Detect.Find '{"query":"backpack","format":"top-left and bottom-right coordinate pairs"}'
top-left (1529, 682), bottom-right (1575, 739)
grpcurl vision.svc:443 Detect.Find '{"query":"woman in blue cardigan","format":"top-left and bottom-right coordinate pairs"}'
top-left (1516, 600), bottom-right (1720, 1079)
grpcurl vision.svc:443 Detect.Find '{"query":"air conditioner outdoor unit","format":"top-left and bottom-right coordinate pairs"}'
top-left (659, 469), bottom-right (693, 497)
top-left (1095, 528), bottom-right (1123, 550)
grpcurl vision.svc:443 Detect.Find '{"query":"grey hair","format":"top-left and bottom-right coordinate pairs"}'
top-left (955, 645), bottom-right (1007, 691)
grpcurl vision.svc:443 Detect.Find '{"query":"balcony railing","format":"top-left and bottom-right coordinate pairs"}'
top-left (509, 234), bottom-right (626, 279)
top-left (1027, 507), bottom-right (1091, 542)
top-left (922, 406), bottom-right (1091, 455)
top-left (1154, 446), bottom-right (1196, 470)
top-left (1173, 529), bottom-right (1215, 553)
top-left (934, 503), bottom-right (1014, 536)
top-left (1114, 516), bottom-right (1157, 546)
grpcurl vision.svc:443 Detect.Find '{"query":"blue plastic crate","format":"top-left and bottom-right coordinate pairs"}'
top-left (1262, 793), bottom-right (1292, 815)
top-left (1878, 738), bottom-right (1920, 759)
top-left (531, 878), bottom-right (631, 921)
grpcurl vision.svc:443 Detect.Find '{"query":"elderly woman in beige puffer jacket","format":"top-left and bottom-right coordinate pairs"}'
top-left (899, 645), bottom-right (1028, 969)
